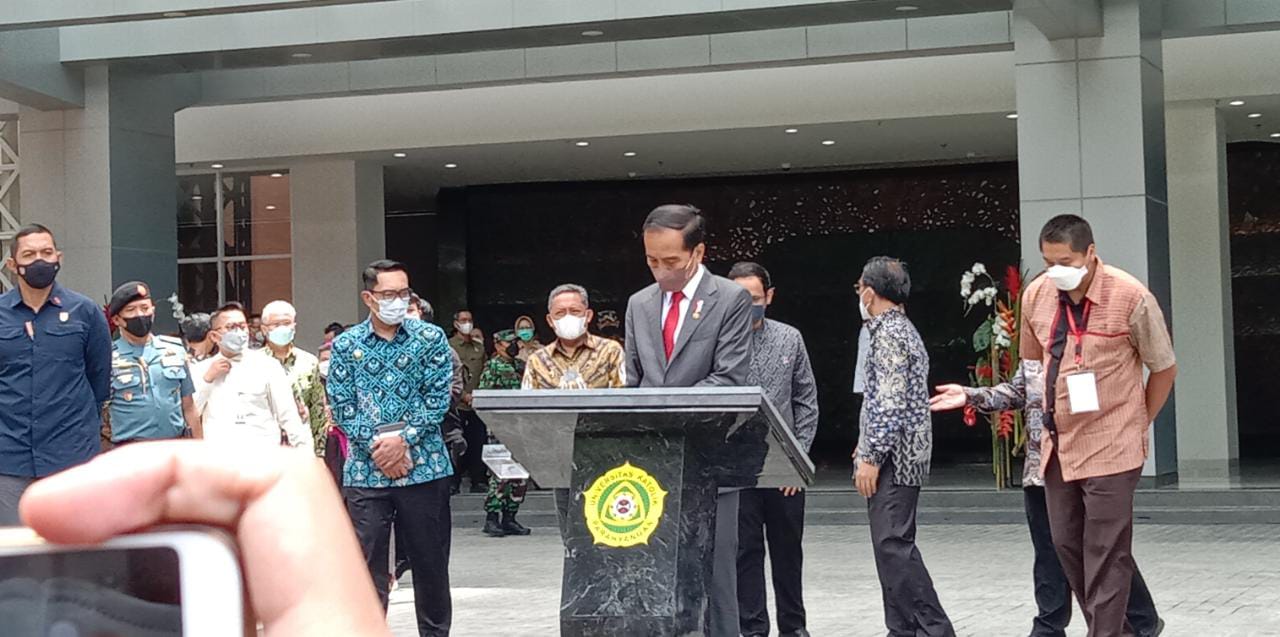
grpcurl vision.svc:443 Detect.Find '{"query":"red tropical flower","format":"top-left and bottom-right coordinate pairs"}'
top-left (975, 364), bottom-right (993, 380)
top-left (1005, 265), bottom-right (1022, 300)
top-left (963, 405), bottom-right (978, 427)
top-left (997, 411), bottom-right (1015, 439)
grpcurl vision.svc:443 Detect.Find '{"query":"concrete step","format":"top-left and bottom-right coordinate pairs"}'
top-left (449, 489), bottom-right (1280, 528)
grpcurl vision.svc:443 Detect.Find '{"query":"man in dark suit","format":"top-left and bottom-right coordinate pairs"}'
top-left (624, 204), bottom-right (753, 637)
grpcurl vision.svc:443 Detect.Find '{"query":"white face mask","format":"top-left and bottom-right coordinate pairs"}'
top-left (858, 289), bottom-right (873, 321)
top-left (1046, 264), bottom-right (1089, 291)
top-left (220, 328), bottom-right (249, 355)
top-left (457, 321), bottom-right (474, 335)
top-left (317, 360), bottom-right (330, 379)
top-left (554, 315), bottom-right (588, 341)
top-left (376, 297), bottom-right (409, 326)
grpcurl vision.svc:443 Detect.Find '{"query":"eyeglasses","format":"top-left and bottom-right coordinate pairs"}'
top-left (368, 287), bottom-right (413, 302)
top-left (218, 322), bottom-right (249, 332)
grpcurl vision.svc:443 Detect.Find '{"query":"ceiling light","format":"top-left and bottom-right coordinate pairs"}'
top-left (444, 163), bottom-right (458, 169)
top-left (162, 11), bottom-right (188, 18)
top-left (628, 172), bottom-right (638, 178)
top-left (1229, 100), bottom-right (1246, 107)
top-left (393, 152), bottom-right (407, 158)
top-left (1248, 113), bottom-right (1263, 119)
top-left (575, 141), bottom-right (590, 147)
top-left (1271, 133), bottom-right (1280, 138)
top-left (895, 5), bottom-right (920, 11)
top-left (581, 30), bottom-right (605, 37)
top-left (623, 151), bottom-right (637, 157)
top-left (191, 195), bottom-right (203, 201)
top-left (821, 140), bottom-right (836, 146)
top-left (265, 205), bottom-right (277, 211)
top-left (269, 173), bottom-right (284, 178)
top-left (290, 52), bottom-right (313, 59)
top-left (1006, 113), bottom-right (1018, 120)
top-left (784, 128), bottom-right (799, 134)
top-left (210, 163), bottom-right (224, 169)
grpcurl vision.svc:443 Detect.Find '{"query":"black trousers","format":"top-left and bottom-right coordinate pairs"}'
top-left (1024, 485), bottom-right (1160, 637)
top-left (737, 488), bottom-right (807, 637)
top-left (458, 410), bottom-right (489, 487)
top-left (345, 478), bottom-right (453, 637)
top-left (710, 490), bottom-right (741, 637)
top-left (867, 462), bottom-right (955, 637)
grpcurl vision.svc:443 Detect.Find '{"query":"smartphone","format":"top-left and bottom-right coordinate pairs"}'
top-left (0, 526), bottom-right (247, 637)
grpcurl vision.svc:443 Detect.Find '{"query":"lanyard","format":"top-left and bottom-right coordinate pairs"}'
top-left (1063, 299), bottom-right (1092, 367)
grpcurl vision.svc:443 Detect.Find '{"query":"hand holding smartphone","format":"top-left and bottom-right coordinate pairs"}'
top-left (12, 441), bottom-right (392, 637)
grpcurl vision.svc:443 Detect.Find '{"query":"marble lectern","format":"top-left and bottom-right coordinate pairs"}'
top-left (473, 387), bottom-right (815, 636)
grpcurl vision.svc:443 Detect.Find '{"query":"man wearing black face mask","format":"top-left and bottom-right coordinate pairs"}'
top-left (104, 281), bottom-right (201, 447)
top-left (0, 224), bottom-right (112, 525)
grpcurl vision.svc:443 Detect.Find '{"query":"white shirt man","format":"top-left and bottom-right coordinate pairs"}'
top-left (660, 263), bottom-right (706, 343)
top-left (191, 303), bottom-right (309, 450)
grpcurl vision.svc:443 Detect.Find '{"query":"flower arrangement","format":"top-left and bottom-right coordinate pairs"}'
top-left (959, 262), bottom-right (1025, 489)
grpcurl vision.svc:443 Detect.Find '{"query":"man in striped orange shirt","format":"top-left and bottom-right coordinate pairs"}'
top-left (1019, 215), bottom-right (1177, 637)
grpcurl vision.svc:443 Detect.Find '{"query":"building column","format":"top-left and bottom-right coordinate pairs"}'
top-left (291, 160), bottom-right (385, 351)
top-left (17, 65), bottom-right (181, 328)
top-left (1166, 100), bottom-right (1239, 482)
top-left (1013, 0), bottom-right (1176, 481)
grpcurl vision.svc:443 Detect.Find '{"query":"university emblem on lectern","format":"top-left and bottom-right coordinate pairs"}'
top-left (582, 462), bottom-right (667, 548)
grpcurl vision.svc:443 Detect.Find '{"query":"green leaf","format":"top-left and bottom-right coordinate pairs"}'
top-left (973, 317), bottom-right (994, 353)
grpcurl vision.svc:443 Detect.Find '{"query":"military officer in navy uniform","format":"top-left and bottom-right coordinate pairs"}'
top-left (105, 281), bottom-right (201, 445)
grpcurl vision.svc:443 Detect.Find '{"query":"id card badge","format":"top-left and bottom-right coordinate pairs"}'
top-left (1065, 371), bottom-right (1101, 414)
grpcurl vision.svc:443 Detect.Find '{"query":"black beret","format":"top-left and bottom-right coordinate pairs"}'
top-left (108, 281), bottom-right (151, 317)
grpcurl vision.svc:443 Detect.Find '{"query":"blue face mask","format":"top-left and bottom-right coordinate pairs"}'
top-left (267, 325), bottom-right (295, 347)
top-left (750, 304), bottom-right (767, 323)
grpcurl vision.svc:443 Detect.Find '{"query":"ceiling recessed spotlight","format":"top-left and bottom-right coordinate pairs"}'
top-left (265, 205), bottom-right (278, 211)
top-left (784, 128), bottom-right (799, 134)
top-left (628, 172), bottom-right (638, 178)
top-left (895, 5), bottom-right (920, 11)
top-left (1271, 133), bottom-right (1280, 138)
top-left (575, 141), bottom-right (590, 147)
top-left (162, 11), bottom-right (188, 18)
top-left (821, 140), bottom-right (836, 146)
top-left (780, 162), bottom-right (792, 170)
top-left (1248, 113), bottom-right (1263, 119)
top-left (1229, 100), bottom-right (1246, 107)
top-left (623, 151), bottom-right (637, 157)
top-left (393, 152), bottom-right (407, 158)
top-left (444, 163), bottom-right (458, 169)
top-left (290, 52), bottom-right (313, 59)
top-left (1006, 113), bottom-right (1019, 120)
top-left (210, 163), bottom-right (224, 169)
top-left (581, 30), bottom-right (605, 37)
top-left (269, 172), bottom-right (283, 178)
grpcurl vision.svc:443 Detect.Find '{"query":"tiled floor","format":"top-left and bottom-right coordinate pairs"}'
top-left (388, 523), bottom-right (1280, 636)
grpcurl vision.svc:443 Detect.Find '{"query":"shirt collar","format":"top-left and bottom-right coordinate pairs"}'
top-left (867, 306), bottom-right (904, 331)
top-left (115, 334), bottom-right (152, 354)
top-left (1058, 257), bottom-right (1107, 307)
top-left (553, 333), bottom-right (598, 357)
top-left (3, 282), bottom-right (65, 309)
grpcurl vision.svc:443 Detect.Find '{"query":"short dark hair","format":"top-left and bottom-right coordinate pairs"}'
top-left (210, 302), bottom-right (247, 329)
top-left (324, 322), bottom-right (344, 335)
top-left (10, 224), bottom-right (56, 258)
top-left (1039, 214), bottom-right (1095, 254)
top-left (643, 204), bottom-right (706, 250)
top-left (861, 257), bottom-right (911, 305)
top-left (180, 313), bottom-right (212, 343)
top-left (727, 262), bottom-right (772, 289)
top-left (453, 309), bottom-right (472, 321)
top-left (362, 259), bottom-right (409, 290)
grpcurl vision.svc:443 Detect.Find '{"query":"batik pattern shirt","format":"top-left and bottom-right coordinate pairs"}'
top-left (749, 319), bottom-right (819, 453)
top-left (326, 319), bottom-right (454, 488)
top-left (275, 348), bottom-right (329, 457)
top-left (857, 307), bottom-right (933, 487)
top-left (964, 360), bottom-right (1046, 487)
top-left (522, 335), bottom-right (626, 390)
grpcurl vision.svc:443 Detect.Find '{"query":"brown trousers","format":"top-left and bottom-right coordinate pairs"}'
top-left (1044, 452), bottom-right (1142, 637)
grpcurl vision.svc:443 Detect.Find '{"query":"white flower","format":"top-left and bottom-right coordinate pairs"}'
top-left (967, 294), bottom-right (981, 306)
top-left (995, 334), bottom-right (1012, 349)
top-left (971, 262), bottom-right (987, 275)
top-left (960, 283), bottom-right (972, 298)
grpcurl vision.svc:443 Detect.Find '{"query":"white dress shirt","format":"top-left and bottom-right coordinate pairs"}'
top-left (191, 349), bottom-right (309, 449)
top-left (660, 264), bottom-right (706, 345)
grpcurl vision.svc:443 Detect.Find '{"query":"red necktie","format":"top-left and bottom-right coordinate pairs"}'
top-left (663, 291), bottom-right (684, 360)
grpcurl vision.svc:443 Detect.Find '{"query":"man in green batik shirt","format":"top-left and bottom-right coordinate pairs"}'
top-left (477, 329), bottom-right (529, 537)
top-left (262, 300), bottom-right (330, 456)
